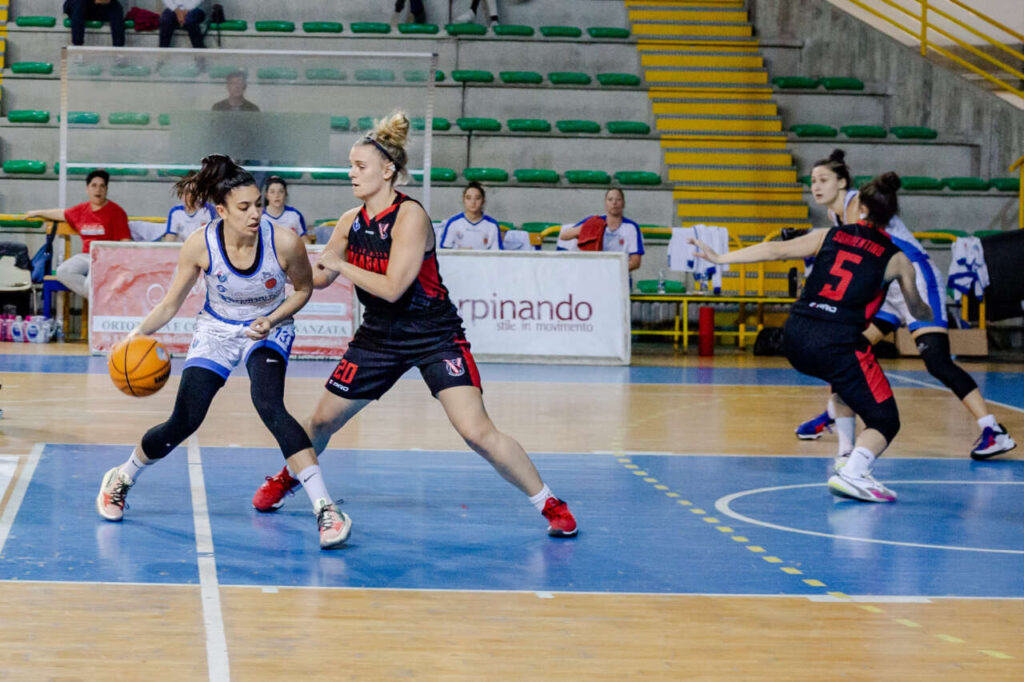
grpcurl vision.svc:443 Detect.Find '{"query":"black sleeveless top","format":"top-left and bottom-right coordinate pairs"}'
top-left (791, 223), bottom-right (900, 327)
top-left (346, 192), bottom-right (457, 320)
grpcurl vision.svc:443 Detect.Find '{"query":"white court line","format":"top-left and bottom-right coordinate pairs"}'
top-left (888, 370), bottom-right (1024, 415)
top-left (0, 444), bottom-right (43, 555)
top-left (715, 481), bottom-right (1024, 555)
top-left (187, 435), bottom-right (230, 682)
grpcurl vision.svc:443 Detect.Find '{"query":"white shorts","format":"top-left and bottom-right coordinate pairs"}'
top-left (876, 258), bottom-right (948, 331)
top-left (183, 312), bottom-right (296, 379)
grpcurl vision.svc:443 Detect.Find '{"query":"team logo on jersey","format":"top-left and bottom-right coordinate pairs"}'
top-left (216, 285), bottom-right (227, 293)
top-left (216, 271), bottom-right (228, 283)
top-left (443, 358), bottom-right (465, 377)
top-left (378, 222), bottom-right (391, 240)
top-left (351, 217), bottom-right (361, 233)
top-left (264, 278), bottom-right (278, 289)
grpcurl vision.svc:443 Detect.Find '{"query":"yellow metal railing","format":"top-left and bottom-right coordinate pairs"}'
top-left (1009, 154), bottom-right (1024, 229)
top-left (839, 0), bottom-right (1024, 99)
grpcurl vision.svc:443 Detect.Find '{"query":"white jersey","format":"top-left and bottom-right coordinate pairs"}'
top-left (827, 190), bottom-right (859, 227)
top-left (202, 218), bottom-right (288, 323)
top-left (167, 203), bottom-right (215, 241)
top-left (263, 205), bottom-right (307, 237)
top-left (572, 215), bottom-right (645, 255)
top-left (440, 213), bottom-right (503, 250)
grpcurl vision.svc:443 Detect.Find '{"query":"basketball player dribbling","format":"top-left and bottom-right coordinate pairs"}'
top-left (96, 154), bottom-right (352, 549)
top-left (252, 111), bottom-right (578, 537)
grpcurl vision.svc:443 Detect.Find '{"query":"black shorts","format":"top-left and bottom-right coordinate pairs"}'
top-left (325, 314), bottom-right (482, 401)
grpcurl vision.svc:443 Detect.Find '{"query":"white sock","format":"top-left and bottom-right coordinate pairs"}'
top-left (843, 447), bottom-right (876, 478)
top-left (295, 465), bottom-right (331, 510)
top-left (835, 417), bottom-right (855, 455)
top-left (528, 484), bottom-right (554, 512)
top-left (826, 397), bottom-right (836, 420)
top-left (119, 448), bottom-right (150, 482)
top-left (978, 414), bottom-right (998, 431)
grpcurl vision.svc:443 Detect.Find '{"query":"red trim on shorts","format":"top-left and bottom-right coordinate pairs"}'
top-left (455, 335), bottom-right (482, 390)
top-left (855, 347), bottom-right (893, 403)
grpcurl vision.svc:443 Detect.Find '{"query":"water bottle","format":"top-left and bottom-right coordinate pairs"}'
top-left (0, 315), bottom-right (10, 342)
top-left (10, 316), bottom-right (25, 343)
top-left (657, 269), bottom-right (666, 294)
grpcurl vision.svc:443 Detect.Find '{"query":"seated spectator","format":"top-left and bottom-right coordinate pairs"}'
top-left (262, 177), bottom-right (313, 243)
top-left (391, 0), bottom-right (426, 25)
top-left (212, 71), bottom-right (260, 112)
top-left (454, 0), bottom-right (499, 26)
top-left (164, 172), bottom-right (215, 241)
top-left (159, 0), bottom-right (208, 49)
top-left (440, 182), bottom-right (503, 250)
top-left (64, 0), bottom-right (126, 48)
top-left (559, 188), bottom-right (643, 271)
top-left (24, 170), bottom-right (130, 299)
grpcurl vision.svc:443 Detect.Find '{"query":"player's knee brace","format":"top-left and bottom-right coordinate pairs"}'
top-left (916, 332), bottom-right (977, 400)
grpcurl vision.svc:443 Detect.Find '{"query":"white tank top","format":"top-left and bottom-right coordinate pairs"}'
top-left (828, 189), bottom-right (860, 227)
top-left (202, 218), bottom-right (287, 323)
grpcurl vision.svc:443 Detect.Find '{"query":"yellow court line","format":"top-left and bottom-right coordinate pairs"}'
top-left (980, 650), bottom-right (1014, 660)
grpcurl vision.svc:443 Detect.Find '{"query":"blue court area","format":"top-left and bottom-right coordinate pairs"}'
top-left (3, 444), bottom-right (1024, 597)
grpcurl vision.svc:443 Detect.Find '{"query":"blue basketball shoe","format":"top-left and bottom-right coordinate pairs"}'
top-left (795, 410), bottom-right (834, 440)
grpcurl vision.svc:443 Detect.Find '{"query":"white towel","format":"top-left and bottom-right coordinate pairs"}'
top-left (667, 224), bottom-right (730, 293)
top-left (948, 237), bottom-right (990, 301)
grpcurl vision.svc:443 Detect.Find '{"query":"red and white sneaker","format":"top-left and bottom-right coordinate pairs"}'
top-left (315, 498), bottom-right (352, 549)
top-left (96, 466), bottom-right (133, 521)
top-left (541, 497), bottom-right (578, 537)
top-left (252, 466), bottom-right (301, 512)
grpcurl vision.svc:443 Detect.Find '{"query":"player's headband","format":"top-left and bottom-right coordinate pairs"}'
top-left (364, 136), bottom-right (400, 171)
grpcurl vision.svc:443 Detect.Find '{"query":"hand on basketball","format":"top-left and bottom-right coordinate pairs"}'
top-left (317, 251), bottom-right (346, 274)
top-left (247, 317), bottom-right (271, 340)
top-left (690, 237), bottom-right (722, 263)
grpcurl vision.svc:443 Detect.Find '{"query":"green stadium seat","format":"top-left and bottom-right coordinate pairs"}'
top-left (556, 120), bottom-right (601, 134)
top-left (457, 117), bottom-right (502, 132)
top-left (507, 119), bottom-right (552, 133)
top-left (157, 63), bottom-right (200, 78)
top-left (514, 169), bottom-right (560, 184)
top-left (3, 160), bottom-right (47, 175)
top-left (11, 62), bottom-right (54, 75)
top-left (71, 63), bottom-right (103, 77)
top-left (53, 163), bottom-right (92, 175)
top-left (272, 171), bottom-right (304, 179)
top-left (772, 76), bottom-right (819, 89)
top-left (790, 124), bottom-right (838, 137)
top-left (540, 26), bottom-right (583, 38)
top-left (451, 69), bottom-right (495, 83)
top-left (303, 21), bottom-right (343, 33)
top-left (307, 68), bottom-right (346, 81)
top-left (446, 23), bottom-right (487, 36)
top-left (209, 20), bottom-right (248, 31)
top-left (209, 66), bottom-right (247, 79)
top-left (853, 175), bottom-right (873, 188)
top-left (943, 177), bottom-right (990, 191)
top-left (431, 167), bottom-right (458, 182)
top-left (548, 72), bottom-right (592, 85)
top-left (15, 16), bottom-right (57, 28)
top-left (66, 112), bottom-right (100, 125)
top-left (108, 167), bottom-right (149, 176)
top-left (498, 221), bottom-right (515, 231)
top-left (636, 280), bottom-right (659, 293)
top-left (890, 126), bottom-right (938, 139)
top-left (798, 175), bottom-right (811, 186)
top-left (355, 69), bottom-right (395, 82)
top-left (403, 70), bottom-right (444, 83)
top-left (350, 22), bottom-right (390, 33)
top-left (157, 167), bottom-right (194, 177)
top-left (637, 280), bottom-right (686, 294)
top-left (64, 18), bottom-right (102, 28)
top-left (412, 117), bottom-right (452, 131)
top-left (311, 169), bottom-right (350, 180)
top-left (357, 116), bottom-right (375, 131)
top-left (108, 112), bottom-right (151, 125)
top-left (588, 27), bottom-right (630, 39)
top-left (492, 24), bottom-right (534, 36)
top-left (159, 114), bottom-right (171, 126)
top-left (0, 220), bottom-right (45, 229)
top-left (597, 73), bottom-right (641, 87)
top-left (257, 67), bottom-right (298, 80)
top-left (521, 221), bottom-right (560, 233)
top-left (7, 110), bottom-right (50, 124)
top-left (500, 71), bottom-right (544, 85)
top-left (110, 64), bottom-right (152, 78)
top-left (398, 23), bottom-right (439, 34)
top-left (820, 77), bottom-right (865, 91)
top-left (990, 177), bottom-right (1020, 192)
top-left (840, 125), bottom-right (886, 138)
top-left (463, 167), bottom-right (509, 182)
top-left (565, 170), bottom-right (611, 184)
top-left (615, 171), bottom-right (661, 185)
top-left (330, 116), bottom-right (351, 131)
top-left (900, 176), bottom-right (944, 191)
top-left (974, 229), bottom-right (1004, 238)
top-left (255, 21), bottom-right (295, 32)
top-left (607, 121), bottom-right (651, 135)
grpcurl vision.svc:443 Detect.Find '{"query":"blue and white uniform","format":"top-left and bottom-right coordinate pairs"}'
top-left (166, 203), bottom-right (216, 241)
top-left (440, 212), bottom-right (503, 250)
top-left (184, 219), bottom-right (296, 378)
top-left (263, 205), bottom-right (307, 238)
top-left (830, 190), bottom-right (946, 330)
top-left (572, 214), bottom-right (645, 256)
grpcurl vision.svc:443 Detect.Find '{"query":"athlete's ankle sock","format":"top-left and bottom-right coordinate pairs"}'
top-left (835, 417), bottom-right (855, 455)
top-left (119, 448), bottom-right (150, 483)
top-left (978, 414), bottom-right (998, 431)
top-left (529, 484), bottom-right (554, 512)
top-left (296, 465), bottom-right (331, 510)
top-left (826, 397), bottom-right (837, 420)
top-left (844, 447), bottom-right (876, 478)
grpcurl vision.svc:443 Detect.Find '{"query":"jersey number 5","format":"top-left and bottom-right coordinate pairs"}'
top-left (819, 250), bottom-right (862, 301)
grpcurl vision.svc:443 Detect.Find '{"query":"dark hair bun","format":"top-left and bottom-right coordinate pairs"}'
top-left (878, 171), bottom-right (901, 193)
top-left (829, 149), bottom-right (846, 164)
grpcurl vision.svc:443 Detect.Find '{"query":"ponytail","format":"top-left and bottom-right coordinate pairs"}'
top-left (174, 154), bottom-right (255, 207)
top-left (859, 172), bottom-right (901, 226)
top-left (812, 148), bottom-right (853, 191)
top-left (356, 111), bottom-right (411, 185)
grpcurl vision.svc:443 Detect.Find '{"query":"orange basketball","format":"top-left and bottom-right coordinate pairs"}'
top-left (108, 335), bottom-right (172, 397)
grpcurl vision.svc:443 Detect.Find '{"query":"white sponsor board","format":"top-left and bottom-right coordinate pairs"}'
top-left (438, 251), bottom-right (631, 364)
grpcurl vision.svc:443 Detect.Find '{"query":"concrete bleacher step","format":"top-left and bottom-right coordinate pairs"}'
top-left (676, 201), bottom-right (809, 220)
top-left (653, 99), bottom-right (778, 116)
top-left (673, 188), bottom-right (805, 203)
top-left (641, 51), bottom-right (763, 68)
top-left (644, 67), bottom-right (768, 85)
top-left (667, 166), bottom-right (797, 183)
top-left (656, 114), bottom-right (782, 133)
top-left (664, 148), bottom-right (793, 166)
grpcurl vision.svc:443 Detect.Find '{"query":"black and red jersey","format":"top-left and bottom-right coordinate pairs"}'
top-left (347, 192), bottom-right (456, 320)
top-left (791, 223), bottom-right (900, 327)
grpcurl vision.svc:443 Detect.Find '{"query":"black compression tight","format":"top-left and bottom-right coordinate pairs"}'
top-left (141, 366), bottom-right (225, 460)
top-left (245, 347), bottom-right (312, 458)
top-left (916, 332), bottom-right (978, 401)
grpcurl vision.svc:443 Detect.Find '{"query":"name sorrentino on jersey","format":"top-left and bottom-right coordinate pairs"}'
top-left (93, 317), bottom-right (353, 337)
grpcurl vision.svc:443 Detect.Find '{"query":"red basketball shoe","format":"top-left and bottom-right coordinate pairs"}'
top-left (252, 466), bottom-right (301, 512)
top-left (541, 497), bottom-right (578, 537)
